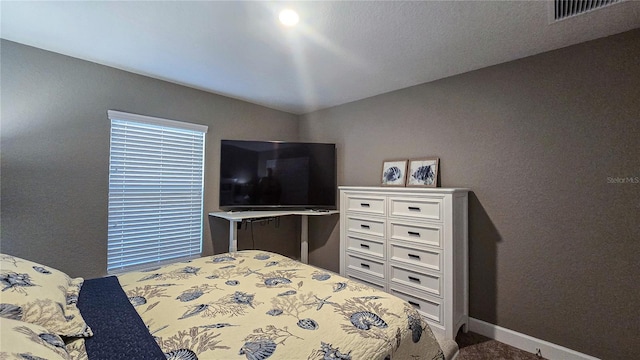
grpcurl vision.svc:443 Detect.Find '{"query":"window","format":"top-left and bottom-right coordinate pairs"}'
top-left (107, 110), bottom-right (207, 272)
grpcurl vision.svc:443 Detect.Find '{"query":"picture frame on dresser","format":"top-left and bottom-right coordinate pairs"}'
top-left (406, 157), bottom-right (439, 187)
top-left (381, 159), bottom-right (408, 186)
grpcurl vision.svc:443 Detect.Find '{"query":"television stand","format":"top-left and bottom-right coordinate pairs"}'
top-left (208, 210), bottom-right (339, 264)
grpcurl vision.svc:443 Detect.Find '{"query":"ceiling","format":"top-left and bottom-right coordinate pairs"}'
top-left (2, 1), bottom-right (639, 115)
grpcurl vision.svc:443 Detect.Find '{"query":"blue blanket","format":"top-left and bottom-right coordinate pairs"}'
top-left (77, 276), bottom-right (166, 360)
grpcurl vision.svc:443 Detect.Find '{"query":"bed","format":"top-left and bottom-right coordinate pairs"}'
top-left (1, 250), bottom-right (447, 360)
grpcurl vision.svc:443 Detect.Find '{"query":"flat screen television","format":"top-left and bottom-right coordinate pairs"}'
top-left (219, 140), bottom-right (337, 211)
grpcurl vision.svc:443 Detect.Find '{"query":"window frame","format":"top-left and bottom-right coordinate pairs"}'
top-left (106, 110), bottom-right (208, 273)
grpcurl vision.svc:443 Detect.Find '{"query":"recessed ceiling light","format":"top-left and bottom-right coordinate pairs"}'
top-left (279, 9), bottom-right (299, 27)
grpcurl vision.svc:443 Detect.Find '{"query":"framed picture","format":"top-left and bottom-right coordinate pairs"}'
top-left (406, 158), bottom-right (439, 187)
top-left (381, 159), bottom-right (408, 186)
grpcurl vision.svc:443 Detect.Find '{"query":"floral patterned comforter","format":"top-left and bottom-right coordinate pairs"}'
top-left (116, 250), bottom-right (444, 360)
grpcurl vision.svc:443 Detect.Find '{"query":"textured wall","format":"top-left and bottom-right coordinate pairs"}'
top-left (0, 40), bottom-right (300, 278)
top-left (300, 30), bottom-right (640, 359)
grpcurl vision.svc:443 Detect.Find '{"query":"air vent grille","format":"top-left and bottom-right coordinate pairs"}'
top-left (554, 0), bottom-right (621, 20)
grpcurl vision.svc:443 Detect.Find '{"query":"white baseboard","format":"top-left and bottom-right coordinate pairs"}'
top-left (467, 318), bottom-right (600, 360)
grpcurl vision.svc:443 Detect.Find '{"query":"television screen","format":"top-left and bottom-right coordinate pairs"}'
top-left (219, 140), bottom-right (337, 211)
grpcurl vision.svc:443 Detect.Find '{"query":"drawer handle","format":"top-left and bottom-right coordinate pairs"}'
top-left (408, 206), bottom-right (421, 211)
top-left (408, 300), bottom-right (421, 309)
top-left (360, 224), bottom-right (371, 229)
top-left (407, 231), bottom-right (421, 237)
top-left (360, 203), bottom-right (371, 208)
top-left (360, 263), bottom-right (370, 269)
top-left (408, 253), bottom-right (421, 260)
top-left (360, 244), bottom-right (370, 249)
top-left (408, 276), bottom-right (421, 283)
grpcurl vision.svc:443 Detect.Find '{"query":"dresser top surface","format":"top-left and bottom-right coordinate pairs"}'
top-left (339, 186), bottom-right (470, 194)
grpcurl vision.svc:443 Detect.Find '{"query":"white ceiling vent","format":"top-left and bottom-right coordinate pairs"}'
top-left (554, 0), bottom-right (622, 21)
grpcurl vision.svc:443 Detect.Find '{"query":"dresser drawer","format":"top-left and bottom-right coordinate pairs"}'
top-left (391, 288), bottom-right (442, 324)
top-left (346, 217), bottom-right (385, 238)
top-left (389, 221), bottom-right (442, 248)
top-left (390, 265), bottom-right (442, 297)
top-left (347, 235), bottom-right (385, 259)
top-left (346, 273), bottom-right (386, 291)
top-left (389, 197), bottom-right (443, 221)
top-left (346, 254), bottom-right (385, 279)
top-left (345, 194), bottom-right (386, 215)
top-left (389, 243), bottom-right (441, 271)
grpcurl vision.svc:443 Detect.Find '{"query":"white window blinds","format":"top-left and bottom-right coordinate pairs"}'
top-left (107, 110), bottom-right (208, 272)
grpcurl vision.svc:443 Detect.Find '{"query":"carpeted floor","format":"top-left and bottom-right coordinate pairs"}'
top-left (455, 331), bottom-right (546, 360)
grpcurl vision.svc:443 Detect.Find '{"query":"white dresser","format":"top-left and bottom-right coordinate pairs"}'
top-left (339, 186), bottom-right (469, 340)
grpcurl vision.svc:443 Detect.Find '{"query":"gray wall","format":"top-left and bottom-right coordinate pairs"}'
top-left (0, 40), bottom-right (300, 278)
top-left (300, 29), bottom-right (640, 359)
